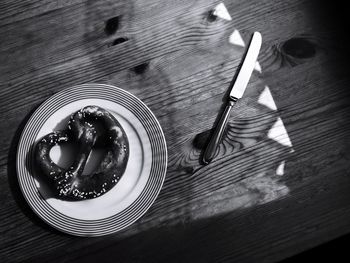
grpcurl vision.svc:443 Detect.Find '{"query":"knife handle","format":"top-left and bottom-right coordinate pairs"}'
top-left (203, 99), bottom-right (236, 164)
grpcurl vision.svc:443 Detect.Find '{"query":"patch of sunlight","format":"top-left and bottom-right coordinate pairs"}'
top-left (267, 117), bottom-right (293, 149)
top-left (254, 61), bottom-right (262, 73)
top-left (258, 85), bottom-right (277, 110)
top-left (183, 7), bottom-right (295, 222)
top-left (276, 160), bottom-right (285, 176)
top-left (229, 29), bottom-right (245, 47)
top-left (213, 3), bottom-right (232, 21)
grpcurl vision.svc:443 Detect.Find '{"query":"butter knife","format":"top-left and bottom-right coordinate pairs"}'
top-left (202, 31), bottom-right (262, 164)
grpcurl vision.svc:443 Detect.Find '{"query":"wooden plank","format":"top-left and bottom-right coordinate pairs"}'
top-left (1, 0), bottom-right (350, 262)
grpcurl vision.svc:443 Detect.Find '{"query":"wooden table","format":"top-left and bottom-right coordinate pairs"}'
top-left (1, 0), bottom-right (350, 262)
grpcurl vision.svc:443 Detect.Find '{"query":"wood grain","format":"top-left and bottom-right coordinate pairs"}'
top-left (1, 0), bottom-right (350, 262)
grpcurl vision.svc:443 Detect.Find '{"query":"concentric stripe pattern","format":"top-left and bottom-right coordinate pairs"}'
top-left (16, 84), bottom-right (168, 236)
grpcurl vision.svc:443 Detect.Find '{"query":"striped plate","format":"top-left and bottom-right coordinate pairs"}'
top-left (16, 84), bottom-right (167, 236)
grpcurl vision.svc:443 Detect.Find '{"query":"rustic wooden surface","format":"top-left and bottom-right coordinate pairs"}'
top-left (1, 0), bottom-right (350, 262)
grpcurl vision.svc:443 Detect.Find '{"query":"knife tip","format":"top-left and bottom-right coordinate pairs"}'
top-left (253, 31), bottom-right (262, 43)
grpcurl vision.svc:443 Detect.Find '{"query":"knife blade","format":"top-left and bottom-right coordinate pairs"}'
top-left (202, 32), bottom-right (262, 164)
top-left (230, 32), bottom-right (262, 99)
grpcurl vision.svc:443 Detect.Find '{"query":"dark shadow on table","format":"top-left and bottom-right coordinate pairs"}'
top-left (281, 233), bottom-right (350, 262)
top-left (279, 1), bottom-right (350, 261)
top-left (29, 195), bottom-right (298, 263)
